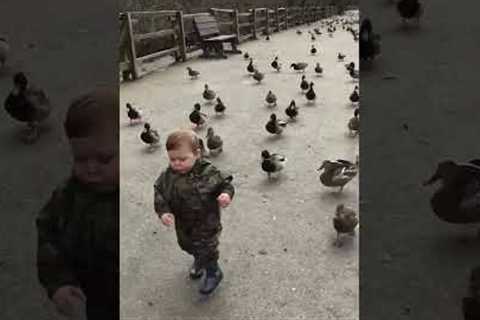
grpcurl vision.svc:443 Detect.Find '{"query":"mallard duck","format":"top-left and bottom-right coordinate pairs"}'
top-left (296, 30), bottom-right (302, 35)
top-left (265, 90), bottom-right (277, 107)
top-left (243, 52), bottom-right (250, 59)
top-left (305, 82), bottom-right (316, 102)
top-left (126, 103), bottom-right (141, 124)
top-left (313, 28), bottom-right (321, 35)
top-left (189, 103), bottom-right (207, 128)
top-left (247, 58), bottom-right (255, 73)
top-left (463, 266), bottom-right (480, 319)
top-left (310, 45), bottom-right (317, 55)
top-left (266, 34), bottom-right (271, 41)
top-left (261, 150), bottom-right (287, 179)
top-left (206, 127), bottom-right (223, 156)
top-left (271, 56), bottom-right (281, 72)
top-left (397, 0), bottom-right (423, 25)
top-left (347, 65), bottom-right (359, 80)
top-left (140, 123), bottom-right (160, 147)
top-left (186, 67), bottom-right (199, 79)
top-left (214, 97), bottom-right (226, 115)
top-left (253, 69), bottom-right (265, 83)
top-left (349, 86), bottom-right (359, 104)
top-left (333, 204), bottom-right (359, 247)
top-left (4, 72), bottom-right (51, 143)
top-left (300, 75), bottom-right (309, 92)
top-left (338, 52), bottom-right (346, 61)
top-left (423, 160), bottom-right (480, 224)
top-left (348, 108), bottom-right (359, 136)
top-left (290, 62), bottom-right (308, 72)
top-left (203, 84), bottom-right (216, 102)
top-left (314, 63), bottom-right (323, 76)
top-left (265, 113), bottom-right (287, 135)
top-left (0, 36), bottom-right (9, 68)
top-left (360, 18), bottom-right (381, 61)
top-left (317, 159), bottom-right (358, 192)
top-left (285, 100), bottom-right (299, 120)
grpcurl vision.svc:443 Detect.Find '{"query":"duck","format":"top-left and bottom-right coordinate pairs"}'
top-left (206, 127), bottom-right (223, 156)
top-left (338, 52), bottom-right (346, 61)
top-left (348, 108), bottom-right (359, 136)
top-left (186, 67), bottom-right (199, 79)
top-left (310, 45), bottom-right (317, 55)
top-left (360, 18), bottom-right (381, 61)
top-left (397, 0), bottom-right (423, 25)
top-left (462, 266), bottom-right (480, 319)
top-left (285, 100), bottom-right (299, 121)
top-left (423, 160), bottom-right (480, 224)
top-left (126, 103), bottom-right (142, 124)
top-left (271, 56), bottom-right (281, 72)
top-left (265, 90), bottom-right (277, 107)
top-left (313, 28), bottom-right (322, 35)
top-left (265, 113), bottom-right (287, 135)
top-left (202, 84), bottom-right (216, 102)
top-left (347, 64), bottom-right (359, 80)
top-left (290, 62), bottom-right (308, 72)
top-left (261, 150), bottom-right (287, 179)
top-left (0, 36), bottom-right (9, 68)
top-left (266, 34), bottom-right (271, 41)
top-left (247, 58), bottom-right (255, 73)
top-left (311, 33), bottom-right (316, 41)
top-left (317, 159), bottom-right (358, 192)
top-left (214, 97), bottom-right (226, 115)
top-left (314, 63), bottom-right (323, 76)
top-left (198, 137), bottom-right (209, 158)
top-left (349, 86), bottom-right (360, 104)
top-left (253, 69), bottom-right (265, 83)
top-left (333, 204), bottom-right (359, 247)
top-left (189, 103), bottom-right (207, 128)
top-left (300, 75), bottom-right (309, 92)
top-left (296, 30), bottom-right (302, 35)
top-left (140, 123), bottom-right (160, 147)
top-left (243, 52), bottom-right (250, 59)
top-left (4, 72), bottom-right (51, 143)
top-left (305, 82), bottom-right (316, 102)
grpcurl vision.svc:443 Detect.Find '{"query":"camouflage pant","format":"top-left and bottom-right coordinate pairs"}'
top-left (175, 225), bottom-right (221, 269)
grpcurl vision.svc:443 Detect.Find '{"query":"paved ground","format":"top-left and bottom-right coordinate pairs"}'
top-left (360, 1), bottom-right (480, 319)
top-left (0, 1), bottom-right (116, 319)
top-left (120, 10), bottom-right (359, 320)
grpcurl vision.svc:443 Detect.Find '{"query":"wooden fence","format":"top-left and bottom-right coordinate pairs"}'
top-left (119, 4), bottom-right (355, 81)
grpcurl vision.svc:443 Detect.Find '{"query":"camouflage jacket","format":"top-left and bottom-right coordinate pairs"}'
top-left (36, 176), bottom-right (119, 305)
top-left (154, 158), bottom-right (234, 232)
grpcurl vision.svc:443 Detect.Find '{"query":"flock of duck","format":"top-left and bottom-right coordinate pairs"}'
top-left (127, 11), bottom-right (361, 246)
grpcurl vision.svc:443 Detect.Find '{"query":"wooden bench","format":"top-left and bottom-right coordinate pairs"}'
top-left (193, 15), bottom-right (241, 58)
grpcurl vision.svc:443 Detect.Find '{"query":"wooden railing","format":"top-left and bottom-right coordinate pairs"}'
top-left (119, 4), bottom-right (355, 81)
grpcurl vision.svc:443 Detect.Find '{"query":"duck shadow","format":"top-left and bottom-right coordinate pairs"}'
top-left (264, 134), bottom-right (284, 142)
top-left (122, 121), bottom-right (143, 128)
top-left (259, 174), bottom-right (286, 187)
top-left (141, 145), bottom-right (161, 154)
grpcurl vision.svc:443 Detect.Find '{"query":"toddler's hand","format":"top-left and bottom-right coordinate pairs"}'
top-left (217, 193), bottom-right (232, 208)
top-left (160, 213), bottom-right (175, 226)
top-left (52, 285), bottom-right (86, 317)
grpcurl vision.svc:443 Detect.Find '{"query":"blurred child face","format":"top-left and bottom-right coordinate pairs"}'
top-left (70, 132), bottom-right (118, 191)
top-left (167, 142), bottom-right (199, 174)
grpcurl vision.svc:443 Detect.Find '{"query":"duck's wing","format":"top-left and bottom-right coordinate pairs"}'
top-left (271, 153), bottom-right (286, 162)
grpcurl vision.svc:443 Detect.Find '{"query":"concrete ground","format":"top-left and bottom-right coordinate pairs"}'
top-left (360, 1), bottom-right (480, 319)
top-left (120, 10), bottom-right (359, 320)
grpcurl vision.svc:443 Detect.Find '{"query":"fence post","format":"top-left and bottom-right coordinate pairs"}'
top-left (285, 7), bottom-right (289, 29)
top-left (251, 8), bottom-right (257, 39)
top-left (275, 7), bottom-right (280, 31)
top-left (126, 12), bottom-right (139, 80)
top-left (233, 9), bottom-right (240, 39)
top-left (176, 11), bottom-right (187, 62)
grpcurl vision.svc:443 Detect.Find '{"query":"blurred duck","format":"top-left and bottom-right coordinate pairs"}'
top-left (265, 113), bottom-right (287, 135)
top-left (333, 204), bottom-right (359, 247)
top-left (317, 159), bottom-right (358, 192)
top-left (261, 150), bottom-right (287, 179)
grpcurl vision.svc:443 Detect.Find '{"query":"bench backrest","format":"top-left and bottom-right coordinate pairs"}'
top-left (193, 15), bottom-right (221, 38)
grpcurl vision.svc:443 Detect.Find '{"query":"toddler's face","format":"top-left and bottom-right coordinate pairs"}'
top-left (70, 132), bottom-right (118, 191)
top-left (167, 143), bottom-right (199, 174)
